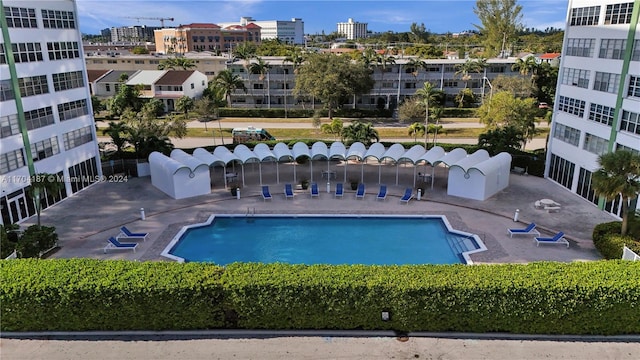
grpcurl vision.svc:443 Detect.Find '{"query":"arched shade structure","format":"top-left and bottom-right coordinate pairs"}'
top-left (273, 142), bottom-right (294, 183)
top-left (253, 143), bottom-right (277, 185)
top-left (380, 143), bottom-right (407, 185)
top-left (418, 146), bottom-right (446, 188)
top-left (212, 146), bottom-right (241, 188)
top-left (448, 151), bottom-right (511, 200)
top-left (192, 148), bottom-right (226, 189)
top-left (292, 142), bottom-right (311, 183)
top-left (361, 142), bottom-right (385, 183)
top-left (149, 151), bottom-right (210, 199)
top-left (233, 144), bottom-right (260, 186)
top-left (398, 144), bottom-right (427, 187)
top-left (345, 142), bottom-right (367, 183)
top-left (329, 142), bottom-right (348, 182)
top-left (170, 149), bottom-right (210, 172)
top-left (311, 141), bottom-right (329, 183)
top-left (432, 147), bottom-right (468, 190)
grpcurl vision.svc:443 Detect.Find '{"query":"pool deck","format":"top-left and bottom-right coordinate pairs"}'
top-left (34, 162), bottom-right (616, 264)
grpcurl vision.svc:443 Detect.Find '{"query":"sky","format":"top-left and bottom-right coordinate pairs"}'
top-left (75, 0), bottom-right (569, 35)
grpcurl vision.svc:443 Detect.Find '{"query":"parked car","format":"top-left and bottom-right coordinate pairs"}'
top-left (538, 102), bottom-right (549, 109)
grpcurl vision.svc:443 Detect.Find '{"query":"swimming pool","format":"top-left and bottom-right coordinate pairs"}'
top-left (163, 215), bottom-right (486, 265)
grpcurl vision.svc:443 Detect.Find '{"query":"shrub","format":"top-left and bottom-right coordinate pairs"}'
top-left (593, 221), bottom-right (640, 259)
top-left (17, 225), bottom-right (58, 258)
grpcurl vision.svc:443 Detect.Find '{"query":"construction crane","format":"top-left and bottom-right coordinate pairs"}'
top-left (123, 16), bottom-right (174, 27)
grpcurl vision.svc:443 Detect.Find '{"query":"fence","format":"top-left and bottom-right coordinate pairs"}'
top-left (622, 246), bottom-right (640, 261)
top-left (101, 159), bottom-right (144, 177)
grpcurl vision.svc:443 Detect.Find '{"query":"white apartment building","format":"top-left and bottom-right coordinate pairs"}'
top-left (109, 25), bottom-right (159, 43)
top-left (546, 0), bottom-right (640, 217)
top-left (337, 18), bottom-right (368, 40)
top-left (218, 17), bottom-right (305, 44)
top-left (0, 0), bottom-right (102, 225)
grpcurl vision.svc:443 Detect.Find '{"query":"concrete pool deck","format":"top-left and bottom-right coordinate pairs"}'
top-left (33, 162), bottom-right (615, 264)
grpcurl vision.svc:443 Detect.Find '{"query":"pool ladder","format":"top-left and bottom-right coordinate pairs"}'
top-left (246, 207), bottom-right (256, 222)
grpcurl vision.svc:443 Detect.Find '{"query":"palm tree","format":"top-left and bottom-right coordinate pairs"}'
top-left (428, 107), bottom-right (444, 144)
top-left (591, 150), bottom-right (640, 236)
top-left (233, 42), bottom-right (257, 72)
top-left (176, 96), bottom-right (194, 117)
top-left (375, 49), bottom-right (396, 107)
top-left (249, 57), bottom-right (271, 108)
top-left (414, 82), bottom-right (439, 146)
top-left (157, 57), bottom-right (196, 71)
top-left (214, 70), bottom-right (247, 107)
top-left (511, 56), bottom-right (539, 83)
top-left (102, 121), bottom-right (129, 158)
top-left (28, 173), bottom-right (64, 226)
top-left (342, 121), bottom-right (379, 146)
top-left (454, 59), bottom-right (484, 107)
top-left (407, 57), bottom-right (426, 83)
top-left (320, 118), bottom-right (344, 141)
top-left (283, 48), bottom-right (305, 117)
top-left (408, 122), bottom-right (425, 143)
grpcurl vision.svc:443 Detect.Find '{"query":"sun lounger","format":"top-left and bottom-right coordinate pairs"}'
top-left (400, 188), bottom-right (413, 204)
top-left (507, 222), bottom-right (540, 238)
top-left (355, 183), bottom-right (365, 199)
top-left (376, 185), bottom-right (387, 201)
top-left (261, 185), bottom-right (272, 201)
top-left (310, 182), bottom-right (319, 198)
top-left (284, 183), bottom-right (294, 199)
top-left (534, 232), bottom-right (569, 248)
top-left (335, 183), bottom-right (344, 198)
top-left (104, 236), bottom-right (138, 253)
top-left (117, 226), bottom-right (149, 241)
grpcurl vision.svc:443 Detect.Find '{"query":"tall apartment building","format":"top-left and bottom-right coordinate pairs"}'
top-left (218, 17), bottom-right (305, 44)
top-left (110, 25), bottom-right (159, 43)
top-left (337, 18), bottom-right (368, 40)
top-left (1, 0), bottom-right (102, 225)
top-left (546, 0), bottom-right (639, 217)
top-left (154, 22), bottom-right (261, 55)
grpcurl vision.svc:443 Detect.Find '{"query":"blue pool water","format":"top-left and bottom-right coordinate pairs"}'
top-left (168, 216), bottom-right (480, 265)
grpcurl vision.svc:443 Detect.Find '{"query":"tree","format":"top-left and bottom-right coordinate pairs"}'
top-left (375, 49), bottom-right (396, 103)
top-left (473, 0), bottom-right (523, 57)
top-left (342, 121), bottom-right (379, 145)
top-left (398, 98), bottom-right (425, 124)
top-left (108, 84), bottom-right (141, 117)
top-left (409, 22), bottom-right (430, 43)
top-left (491, 74), bottom-right (536, 98)
top-left (233, 42), bottom-right (257, 71)
top-left (477, 125), bottom-right (526, 155)
top-left (214, 69), bottom-right (247, 107)
top-left (455, 59), bottom-right (483, 90)
top-left (476, 90), bottom-right (537, 147)
top-left (591, 150), bottom-right (640, 236)
top-left (157, 57), bottom-right (196, 70)
top-left (455, 88), bottom-right (477, 108)
top-left (249, 57), bottom-right (271, 107)
top-left (408, 122), bottom-right (426, 143)
top-left (121, 109), bottom-right (186, 158)
top-left (102, 121), bottom-right (130, 157)
top-left (91, 95), bottom-right (105, 115)
top-left (293, 53), bottom-right (374, 119)
top-left (415, 82), bottom-right (441, 146)
top-left (320, 118), bottom-right (344, 141)
top-left (511, 55), bottom-right (539, 85)
top-left (27, 174), bottom-right (64, 226)
top-left (176, 96), bottom-right (194, 117)
top-left (131, 46), bottom-right (149, 55)
top-left (141, 98), bottom-right (165, 117)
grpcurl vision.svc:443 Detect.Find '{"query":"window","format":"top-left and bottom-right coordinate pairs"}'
top-left (570, 6), bottom-right (601, 26)
top-left (3, 6), bottom-right (37, 28)
top-left (381, 82), bottom-right (393, 88)
top-left (599, 39), bottom-right (626, 59)
top-left (57, 99), bottom-right (89, 121)
top-left (253, 83), bottom-right (264, 90)
top-left (92, 60), bottom-right (103, 64)
top-left (604, 2), bottom-right (634, 25)
top-left (583, 133), bottom-right (608, 155)
top-left (68, 158), bottom-right (98, 194)
top-left (577, 168), bottom-right (598, 205)
top-left (52, 71), bottom-right (84, 92)
top-left (443, 79), bottom-right (458, 87)
top-left (561, 68), bottom-right (590, 88)
top-left (107, 59), bottom-right (117, 64)
top-left (41, 9), bottom-right (76, 29)
top-left (558, 96), bottom-right (586, 117)
top-left (620, 110), bottom-right (640, 135)
top-left (30, 137), bottom-right (60, 162)
top-left (190, 83), bottom-right (195, 89)
top-left (565, 38), bottom-right (595, 57)
top-left (24, 106), bottom-right (55, 130)
top-left (0, 79), bottom-right (15, 102)
top-left (0, 148), bottom-right (26, 174)
top-left (134, 60), bottom-right (144, 64)
top-left (628, 76), bottom-right (640, 98)
top-left (47, 42), bottom-right (80, 61)
top-left (616, 144), bottom-right (640, 155)
top-left (105, 83), bottom-right (111, 92)
top-left (404, 83), bottom-right (416, 89)
top-left (588, 103), bottom-right (615, 126)
top-left (553, 123), bottom-right (581, 146)
top-left (488, 66), bottom-right (505, 73)
top-left (548, 154), bottom-right (575, 190)
top-left (633, 40), bottom-right (640, 61)
top-left (0, 114), bottom-right (20, 138)
top-left (593, 72), bottom-right (620, 93)
top-left (18, 75), bottom-right (49, 97)
top-left (0, 43), bottom-right (43, 64)
top-left (63, 126), bottom-right (93, 150)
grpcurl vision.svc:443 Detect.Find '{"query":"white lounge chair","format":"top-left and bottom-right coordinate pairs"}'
top-left (400, 188), bottom-right (413, 204)
top-left (261, 186), bottom-right (272, 201)
top-left (284, 183), bottom-right (294, 199)
top-left (310, 183), bottom-right (319, 198)
top-left (335, 183), bottom-right (344, 198)
top-left (117, 226), bottom-right (148, 241)
top-left (376, 185), bottom-right (387, 201)
top-left (104, 237), bottom-right (138, 253)
top-left (355, 183), bottom-right (365, 199)
top-left (534, 232), bottom-right (569, 248)
top-left (507, 223), bottom-right (540, 238)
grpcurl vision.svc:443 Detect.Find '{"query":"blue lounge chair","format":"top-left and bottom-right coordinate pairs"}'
top-left (376, 185), bottom-right (387, 201)
top-left (355, 183), bottom-right (365, 199)
top-left (507, 222), bottom-right (540, 238)
top-left (261, 185), bottom-right (272, 201)
top-left (284, 183), bottom-right (294, 199)
top-left (104, 236), bottom-right (138, 253)
top-left (335, 183), bottom-right (344, 198)
top-left (400, 188), bottom-right (413, 204)
top-left (534, 232), bottom-right (569, 248)
top-left (310, 182), bottom-right (319, 198)
top-left (117, 226), bottom-right (148, 241)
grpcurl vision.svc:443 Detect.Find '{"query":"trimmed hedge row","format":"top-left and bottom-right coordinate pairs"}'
top-left (593, 221), bottom-right (640, 259)
top-left (2, 259), bottom-right (639, 334)
top-left (217, 108), bottom-right (394, 118)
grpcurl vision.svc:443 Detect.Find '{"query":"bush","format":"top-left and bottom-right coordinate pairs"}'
top-left (2, 260), bottom-right (639, 334)
top-left (17, 225), bottom-right (58, 258)
top-left (593, 221), bottom-right (640, 259)
top-left (216, 107), bottom-right (393, 119)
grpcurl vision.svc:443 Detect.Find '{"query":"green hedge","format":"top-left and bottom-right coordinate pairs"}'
top-left (593, 221), bottom-right (640, 259)
top-left (2, 259), bottom-right (639, 334)
top-left (217, 108), bottom-right (393, 118)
